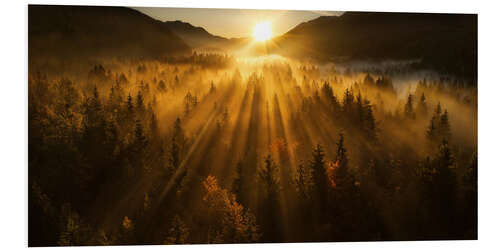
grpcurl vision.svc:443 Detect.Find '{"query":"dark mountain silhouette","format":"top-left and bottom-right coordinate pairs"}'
top-left (271, 12), bottom-right (477, 79)
top-left (163, 20), bottom-right (227, 49)
top-left (29, 5), bottom-right (191, 60)
top-left (162, 20), bottom-right (252, 51)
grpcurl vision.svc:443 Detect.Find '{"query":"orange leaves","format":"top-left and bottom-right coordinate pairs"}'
top-left (202, 175), bottom-right (244, 217)
top-left (202, 175), bottom-right (260, 243)
top-left (326, 161), bottom-right (339, 188)
top-left (269, 138), bottom-right (287, 154)
top-left (121, 216), bottom-right (133, 231)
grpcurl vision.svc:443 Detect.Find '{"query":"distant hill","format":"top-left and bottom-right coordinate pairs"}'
top-left (271, 12), bottom-right (477, 79)
top-left (29, 5), bottom-right (191, 60)
top-left (162, 20), bottom-right (253, 52)
top-left (163, 20), bottom-right (227, 49)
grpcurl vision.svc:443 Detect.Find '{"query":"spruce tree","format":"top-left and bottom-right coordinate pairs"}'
top-left (136, 90), bottom-right (145, 115)
top-left (429, 139), bottom-right (457, 236)
top-left (232, 160), bottom-right (244, 204)
top-left (439, 110), bottom-right (451, 142)
top-left (126, 93), bottom-right (134, 115)
top-left (258, 154), bottom-right (281, 242)
top-left (334, 133), bottom-right (351, 188)
top-left (363, 73), bottom-right (375, 85)
top-left (355, 92), bottom-right (365, 127)
top-left (417, 93), bottom-right (428, 117)
top-left (259, 155), bottom-right (280, 200)
top-left (404, 94), bottom-right (416, 119)
top-left (169, 136), bottom-right (180, 171)
top-left (149, 112), bottom-right (158, 138)
top-left (295, 162), bottom-right (312, 200)
top-left (134, 119), bottom-right (147, 147)
top-left (363, 99), bottom-right (377, 140)
top-left (310, 144), bottom-right (327, 194)
top-left (169, 118), bottom-right (185, 171)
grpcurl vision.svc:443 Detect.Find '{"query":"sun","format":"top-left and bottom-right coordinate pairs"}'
top-left (253, 21), bottom-right (272, 42)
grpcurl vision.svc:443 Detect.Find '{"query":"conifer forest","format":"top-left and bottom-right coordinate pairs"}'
top-left (28, 5), bottom-right (477, 246)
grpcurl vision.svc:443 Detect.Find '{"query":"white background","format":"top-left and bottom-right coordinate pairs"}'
top-left (1, 0), bottom-right (498, 249)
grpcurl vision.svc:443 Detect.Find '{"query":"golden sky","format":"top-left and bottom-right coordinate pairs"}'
top-left (133, 7), bottom-right (342, 39)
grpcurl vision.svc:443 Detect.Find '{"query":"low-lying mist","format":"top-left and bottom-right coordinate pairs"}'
top-left (28, 52), bottom-right (477, 245)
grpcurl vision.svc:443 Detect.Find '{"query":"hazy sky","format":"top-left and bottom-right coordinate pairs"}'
top-left (133, 7), bottom-right (342, 39)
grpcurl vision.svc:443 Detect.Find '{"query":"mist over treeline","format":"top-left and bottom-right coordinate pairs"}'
top-left (270, 12), bottom-right (477, 80)
top-left (28, 51), bottom-right (477, 246)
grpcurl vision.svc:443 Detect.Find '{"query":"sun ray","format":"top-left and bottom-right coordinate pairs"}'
top-left (253, 21), bottom-right (273, 42)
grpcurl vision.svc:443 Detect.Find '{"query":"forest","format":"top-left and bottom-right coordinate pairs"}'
top-left (28, 51), bottom-right (477, 246)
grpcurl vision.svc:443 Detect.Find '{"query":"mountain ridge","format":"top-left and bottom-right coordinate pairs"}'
top-left (163, 20), bottom-right (229, 49)
top-left (271, 11), bottom-right (477, 78)
top-left (29, 5), bottom-right (191, 60)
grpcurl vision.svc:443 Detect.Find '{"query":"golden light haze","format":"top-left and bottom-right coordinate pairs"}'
top-left (253, 21), bottom-right (273, 41)
top-left (134, 7), bottom-right (341, 38)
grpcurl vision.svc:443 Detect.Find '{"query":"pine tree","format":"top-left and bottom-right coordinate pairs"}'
top-left (363, 99), bottom-right (377, 140)
top-left (259, 155), bottom-right (280, 200)
top-left (427, 104), bottom-right (452, 146)
top-left (169, 118), bottom-right (184, 171)
top-left (157, 80), bottom-right (166, 92)
top-left (330, 133), bottom-right (362, 241)
top-left (427, 139), bottom-right (457, 236)
top-left (417, 93), bottom-right (428, 117)
top-left (321, 82), bottom-right (340, 114)
top-left (463, 151), bottom-right (478, 191)
top-left (463, 151), bottom-right (478, 237)
top-left (435, 102), bottom-right (442, 116)
top-left (439, 110), bottom-right (451, 142)
top-left (310, 144), bottom-right (328, 196)
top-left (295, 162), bottom-right (313, 200)
top-left (333, 133), bottom-right (354, 190)
top-left (427, 103), bottom-right (442, 145)
top-left (164, 215), bottom-right (190, 244)
top-left (184, 92), bottom-right (193, 116)
top-left (209, 81), bottom-right (216, 94)
top-left (342, 88), bottom-right (354, 115)
top-left (258, 155), bottom-right (281, 241)
top-left (126, 93), bottom-right (134, 115)
top-left (173, 117), bottom-right (184, 145)
top-left (363, 73), bottom-right (375, 85)
top-left (149, 112), bottom-right (159, 138)
top-left (169, 136), bottom-right (180, 171)
top-left (355, 91), bottom-right (365, 126)
top-left (108, 85), bottom-right (116, 112)
top-left (232, 160), bottom-right (244, 204)
top-left (404, 93), bottom-right (416, 119)
top-left (136, 91), bottom-right (145, 115)
top-left (434, 140), bottom-right (455, 191)
top-left (89, 85), bottom-right (102, 123)
top-left (134, 119), bottom-right (147, 147)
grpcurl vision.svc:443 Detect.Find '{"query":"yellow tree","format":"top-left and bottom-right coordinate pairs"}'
top-left (202, 175), bottom-right (260, 243)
